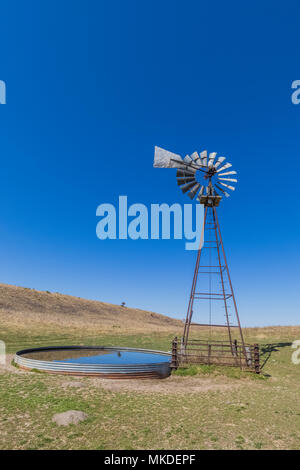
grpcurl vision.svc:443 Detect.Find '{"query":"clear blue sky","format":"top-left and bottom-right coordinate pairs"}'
top-left (0, 1), bottom-right (299, 326)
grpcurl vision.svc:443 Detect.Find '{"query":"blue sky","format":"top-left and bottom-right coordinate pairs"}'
top-left (0, 1), bottom-right (299, 326)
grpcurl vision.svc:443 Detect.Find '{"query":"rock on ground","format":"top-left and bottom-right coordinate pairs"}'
top-left (52, 410), bottom-right (88, 426)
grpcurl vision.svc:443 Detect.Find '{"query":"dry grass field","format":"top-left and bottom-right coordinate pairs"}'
top-left (0, 283), bottom-right (300, 450)
top-left (0, 282), bottom-right (180, 335)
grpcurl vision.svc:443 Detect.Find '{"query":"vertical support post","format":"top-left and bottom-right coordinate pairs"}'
top-left (234, 339), bottom-right (238, 356)
top-left (208, 344), bottom-right (211, 366)
top-left (254, 343), bottom-right (260, 374)
top-left (171, 336), bottom-right (178, 370)
top-left (180, 336), bottom-right (185, 356)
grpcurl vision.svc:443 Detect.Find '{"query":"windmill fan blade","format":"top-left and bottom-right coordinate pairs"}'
top-left (198, 185), bottom-right (204, 196)
top-left (174, 159), bottom-right (197, 173)
top-left (218, 177), bottom-right (238, 183)
top-left (190, 151), bottom-right (199, 160)
top-left (182, 155), bottom-right (198, 173)
top-left (218, 170), bottom-right (237, 176)
top-left (208, 152), bottom-right (217, 167)
top-left (219, 181), bottom-right (236, 191)
top-left (190, 151), bottom-right (202, 167)
top-left (214, 156), bottom-right (226, 168)
top-left (200, 150), bottom-right (207, 166)
top-left (181, 180), bottom-right (197, 194)
top-left (177, 176), bottom-right (195, 186)
top-left (216, 162), bottom-right (232, 173)
top-left (176, 169), bottom-right (195, 178)
top-left (196, 185), bottom-right (205, 202)
top-left (187, 183), bottom-right (201, 199)
top-left (154, 146), bottom-right (183, 168)
top-left (215, 183), bottom-right (230, 197)
top-left (184, 154), bottom-right (193, 164)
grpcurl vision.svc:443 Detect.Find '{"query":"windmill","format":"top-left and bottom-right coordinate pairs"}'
top-left (153, 146), bottom-right (247, 361)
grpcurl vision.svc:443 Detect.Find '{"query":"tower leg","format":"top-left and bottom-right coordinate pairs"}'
top-left (182, 206), bottom-right (208, 346)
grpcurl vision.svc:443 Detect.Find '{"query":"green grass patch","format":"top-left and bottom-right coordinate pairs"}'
top-left (1, 327), bottom-right (299, 449)
top-left (173, 364), bottom-right (266, 380)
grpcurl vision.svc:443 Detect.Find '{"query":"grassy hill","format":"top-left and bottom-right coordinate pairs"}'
top-left (0, 283), bottom-right (183, 352)
top-left (0, 282), bottom-right (180, 331)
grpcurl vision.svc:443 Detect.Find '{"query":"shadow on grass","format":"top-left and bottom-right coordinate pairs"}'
top-left (260, 342), bottom-right (292, 371)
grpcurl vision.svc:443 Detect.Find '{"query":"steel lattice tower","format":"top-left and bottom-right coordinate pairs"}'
top-left (153, 145), bottom-right (246, 357)
top-left (182, 202), bottom-right (245, 352)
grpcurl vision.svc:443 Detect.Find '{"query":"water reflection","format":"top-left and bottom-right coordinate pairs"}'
top-left (23, 349), bottom-right (170, 365)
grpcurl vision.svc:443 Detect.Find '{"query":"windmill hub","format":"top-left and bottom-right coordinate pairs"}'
top-left (205, 167), bottom-right (217, 178)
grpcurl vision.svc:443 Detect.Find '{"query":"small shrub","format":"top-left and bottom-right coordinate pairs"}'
top-left (30, 368), bottom-right (45, 374)
top-left (254, 442), bottom-right (263, 449)
top-left (197, 364), bottom-right (216, 375)
top-left (173, 366), bottom-right (199, 376)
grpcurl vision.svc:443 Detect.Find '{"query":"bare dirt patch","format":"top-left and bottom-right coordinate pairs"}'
top-left (88, 374), bottom-right (243, 395)
top-left (0, 356), bottom-right (254, 396)
top-left (61, 381), bottom-right (87, 388)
